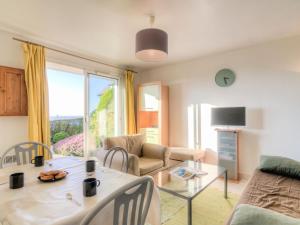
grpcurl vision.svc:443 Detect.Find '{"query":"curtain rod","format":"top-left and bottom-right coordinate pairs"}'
top-left (12, 37), bottom-right (137, 73)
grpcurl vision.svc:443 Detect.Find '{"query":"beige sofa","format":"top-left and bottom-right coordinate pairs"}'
top-left (226, 169), bottom-right (300, 224)
top-left (97, 134), bottom-right (169, 176)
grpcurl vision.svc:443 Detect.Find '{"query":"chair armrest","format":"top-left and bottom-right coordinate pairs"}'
top-left (142, 143), bottom-right (170, 166)
top-left (127, 154), bottom-right (140, 176)
top-left (96, 149), bottom-right (140, 176)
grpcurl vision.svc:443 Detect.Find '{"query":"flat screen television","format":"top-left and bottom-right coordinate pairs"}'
top-left (211, 107), bottom-right (246, 126)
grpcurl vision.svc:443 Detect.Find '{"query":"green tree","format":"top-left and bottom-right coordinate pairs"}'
top-left (98, 88), bottom-right (113, 110)
top-left (89, 87), bottom-right (115, 148)
top-left (53, 131), bottom-right (69, 143)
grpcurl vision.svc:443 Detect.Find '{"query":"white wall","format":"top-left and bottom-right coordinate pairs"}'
top-left (137, 36), bottom-right (300, 175)
top-left (0, 30), bottom-right (28, 153)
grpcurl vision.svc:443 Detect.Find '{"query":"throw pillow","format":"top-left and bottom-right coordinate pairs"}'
top-left (259, 155), bottom-right (300, 179)
top-left (230, 204), bottom-right (300, 225)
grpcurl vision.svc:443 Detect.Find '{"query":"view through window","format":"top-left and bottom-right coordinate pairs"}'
top-left (48, 68), bottom-right (85, 157)
top-left (47, 65), bottom-right (118, 157)
top-left (88, 74), bottom-right (118, 152)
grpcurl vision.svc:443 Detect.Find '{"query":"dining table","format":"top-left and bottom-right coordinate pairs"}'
top-left (0, 157), bottom-right (160, 225)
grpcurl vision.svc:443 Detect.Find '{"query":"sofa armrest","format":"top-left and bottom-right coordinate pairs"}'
top-left (142, 143), bottom-right (170, 166)
top-left (96, 149), bottom-right (140, 176)
top-left (129, 154), bottom-right (141, 176)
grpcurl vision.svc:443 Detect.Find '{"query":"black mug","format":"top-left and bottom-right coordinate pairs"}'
top-left (83, 178), bottom-right (100, 197)
top-left (86, 160), bottom-right (96, 173)
top-left (10, 172), bottom-right (24, 189)
top-left (31, 156), bottom-right (44, 167)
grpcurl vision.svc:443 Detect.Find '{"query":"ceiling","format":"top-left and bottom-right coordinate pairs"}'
top-left (1, 0), bottom-right (300, 71)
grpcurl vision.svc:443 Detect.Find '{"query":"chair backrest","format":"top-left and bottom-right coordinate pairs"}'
top-left (0, 142), bottom-right (52, 168)
top-left (80, 176), bottom-right (154, 225)
top-left (103, 147), bottom-right (129, 173)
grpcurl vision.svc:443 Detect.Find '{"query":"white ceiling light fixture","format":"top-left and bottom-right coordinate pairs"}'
top-left (135, 15), bottom-right (168, 62)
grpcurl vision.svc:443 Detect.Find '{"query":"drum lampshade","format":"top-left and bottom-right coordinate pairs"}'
top-left (135, 28), bottom-right (168, 62)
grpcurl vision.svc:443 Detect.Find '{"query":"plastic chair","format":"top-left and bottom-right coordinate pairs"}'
top-left (80, 176), bottom-right (154, 225)
top-left (0, 141), bottom-right (52, 168)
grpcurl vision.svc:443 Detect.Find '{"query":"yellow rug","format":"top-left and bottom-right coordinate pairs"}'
top-left (161, 187), bottom-right (239, 225)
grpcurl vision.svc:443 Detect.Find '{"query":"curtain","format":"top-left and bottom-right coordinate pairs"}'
top-left (23, 43), bottom-right (51, 158)
top-left (124, 70), bottom-right (137, 135)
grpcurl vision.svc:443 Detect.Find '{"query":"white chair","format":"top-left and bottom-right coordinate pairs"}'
top-left (103, 147), bottom-right (129, 173)
top-left (0, 141), bottom-right (52, 168)
top-left (80, 176), bottom-right (154, 225)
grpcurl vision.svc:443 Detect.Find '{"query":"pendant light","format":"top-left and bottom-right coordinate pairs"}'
top-left (135, 15), bottom-right (168, 62)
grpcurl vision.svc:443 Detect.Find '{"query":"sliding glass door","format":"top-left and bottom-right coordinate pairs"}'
top-left (47, 63), bottom-right (119, 157)
top-left (87, 74), bottom-right (118, 154)
top-left (47, 67), bottom-right (85, 157)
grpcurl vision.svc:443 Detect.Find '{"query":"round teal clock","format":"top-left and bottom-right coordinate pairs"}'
top-left (215, 69), bottom-right (236, 87)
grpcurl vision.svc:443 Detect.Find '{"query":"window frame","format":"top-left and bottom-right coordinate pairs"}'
top-left (46, 62), bottom-right (122, 158)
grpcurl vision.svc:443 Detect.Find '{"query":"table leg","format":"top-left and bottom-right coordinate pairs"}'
top-left (224, 170), bottom-right (228, 199)
top-left (187, 199), bottom-right (192, 225)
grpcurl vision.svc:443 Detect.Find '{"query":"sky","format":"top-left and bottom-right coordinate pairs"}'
top-left (47, 69), bottom-right (115, 118)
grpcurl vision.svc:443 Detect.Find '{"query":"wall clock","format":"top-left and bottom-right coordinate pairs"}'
top-left (215, 69), bottom-right (236, 87)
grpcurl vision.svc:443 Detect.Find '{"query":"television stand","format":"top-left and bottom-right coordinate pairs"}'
top-left (215, 129), bottom-right (240, 180)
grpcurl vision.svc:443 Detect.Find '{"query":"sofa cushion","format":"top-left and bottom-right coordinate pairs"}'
top-left (103, 134), bottom-right (145, 157)
top-left (259, 155), bottom-right (300, 179)
top-left (103, 136), bottom-right (127, 150)
top-left (126, 134), bottom-right (145, 157)
top-left (139, 157), bottom-right (164, 175)
top-left (230, 204), bottom-right (300, 225)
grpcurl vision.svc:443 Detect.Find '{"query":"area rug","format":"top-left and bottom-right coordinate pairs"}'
top-left (160, 187), bottom-right (239, 225)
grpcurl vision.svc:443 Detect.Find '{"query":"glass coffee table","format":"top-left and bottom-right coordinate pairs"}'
top-left (153, 161), bottom-right (227, 225)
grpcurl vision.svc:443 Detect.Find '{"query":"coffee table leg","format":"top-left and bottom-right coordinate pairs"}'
top-left (188, 199), bottom-right (192, 225)
top-left (224, 170), bottom-right (228, 199)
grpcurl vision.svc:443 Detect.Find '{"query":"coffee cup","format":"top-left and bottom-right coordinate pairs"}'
top-left (83, 178), bottom-right (100, 197)
top-left (10, 172), bottom-right (24, 189)
top-left (86, 160), bottom-right (96, 173)
top-left (31, 155), bottom-right (44, 167)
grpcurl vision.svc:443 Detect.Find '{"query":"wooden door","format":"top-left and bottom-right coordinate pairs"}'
top-left (0, 66), bottom-right (27, 116)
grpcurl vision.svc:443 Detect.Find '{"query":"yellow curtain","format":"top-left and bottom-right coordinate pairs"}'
top-left (23, 43), bottom-right (51, 158)
top-left (124, 70), bottom-right (137, 135)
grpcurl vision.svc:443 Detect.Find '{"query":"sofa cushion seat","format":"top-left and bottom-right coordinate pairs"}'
top-left (139, 157), bottom-right (164, 175)
top-left (226, 169), bottom-right (300, 225)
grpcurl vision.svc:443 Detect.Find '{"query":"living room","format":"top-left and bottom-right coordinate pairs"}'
top-left (1, 1), bottom-right (300, 225)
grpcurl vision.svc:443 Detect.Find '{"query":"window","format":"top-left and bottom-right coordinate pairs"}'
top-left (47, 63), bottom-right (119, 157)
top-left (88, 74), bottom-right (119, 151)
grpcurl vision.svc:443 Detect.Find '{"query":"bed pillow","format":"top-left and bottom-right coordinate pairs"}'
top-left (230, 204), bottom-right (300, 225)
top-left (259, 155), bottom-right (300, 179)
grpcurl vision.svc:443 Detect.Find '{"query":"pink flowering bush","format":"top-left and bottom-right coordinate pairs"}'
top-left (53, 133), bottom-right (84, 157)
